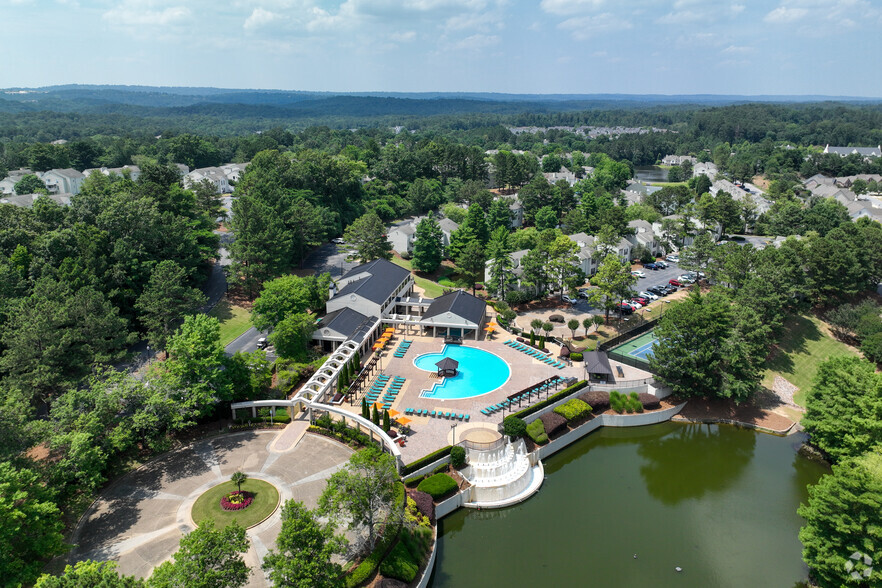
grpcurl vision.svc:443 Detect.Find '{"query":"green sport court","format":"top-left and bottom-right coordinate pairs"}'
top-left (608, 330), bottom-right (658, 367)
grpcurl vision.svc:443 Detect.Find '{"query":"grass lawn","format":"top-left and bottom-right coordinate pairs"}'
top-left (391, 256), bottom-right (446, 297)
top-left (191, 479), bottom-right (279, 529)
top-left (208, 298), bottom-right (252, 346)
top-left (762, 314), bottom-right (859, 406)
top-left (648, 181), bottom-right (688, 187)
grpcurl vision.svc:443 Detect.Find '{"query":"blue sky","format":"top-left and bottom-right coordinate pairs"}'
top-left (2, 0), bottom-right (880, 96)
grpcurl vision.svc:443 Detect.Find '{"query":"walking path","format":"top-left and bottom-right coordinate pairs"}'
top-left (70, 429), bottom-right (353, 587)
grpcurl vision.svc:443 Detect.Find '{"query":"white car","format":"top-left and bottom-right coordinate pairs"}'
top-left (625, 299), bottom-right (643, 309)
top-left (666, 254), bottom-right (679, 262)
top-left (678, 275), bottom-right (695, 283)
top-left (562, 294), bottom-right (577, 304)
top-left (631, 270), bottom-right (646, 278)
top-left (331, 237), bottom-right (345, 244)
top-left (639, 291), bottom-right (659, 301)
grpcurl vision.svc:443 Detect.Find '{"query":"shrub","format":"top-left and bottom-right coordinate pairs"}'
top-left (401, 446), bottom-right (452, 476)
top-left (502, 415), bottom-right (527, 438)
top-left (400, 525), bottom-right (433, 565)
top-left (526, 419), bottom-right (548, 444)
top-left (417, 473), bottom-right (458, 500)
top-left (553, 398), bottom-right (592, 422)
top-left (638, 392), bottom-right (660, 410)
top-left (629, 392), bottom-right (644, 413)
top-left (510, 380), bottom-right (588, 420)
top-left (450, 446), bottom-right (466, 467)
top-left (570, 352), bottom-right (583, 362)
top-left (506, 290), bottom-right (533, 305)
top-left (580, 390), bottom-right (610, 412)
top-left (610, 391), bottom-right (642, 413)
top-left (861, 332), bottom-right (882, 364)
top-left (538, 412), bottom-right (568, 437)
top-left (380, 542), bottom-right (419, 583)
top-left (549, 314), bottom-right (565, 323)
top-left (404, 497), bottom-right (431, 529)
top-left (610, 391), bottom-right (625, 413)
top-left (410, 490), bottom-right (436, 525)
top-left (432, 463), bottom-right (449, 475)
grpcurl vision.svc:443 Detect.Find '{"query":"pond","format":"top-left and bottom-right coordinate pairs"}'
top-left (634, 165), bottom-right (671, 183)
top-left (430, 422), bottom-right (826, 588)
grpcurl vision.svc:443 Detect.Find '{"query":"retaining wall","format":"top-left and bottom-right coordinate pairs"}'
top-left (404, 454), bottom-right (452, 480)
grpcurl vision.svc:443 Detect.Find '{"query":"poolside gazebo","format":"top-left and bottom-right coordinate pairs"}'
top-left (435, 357), bottom-right (459, 377)
top-left (583, 350), bottom-right (613, 383)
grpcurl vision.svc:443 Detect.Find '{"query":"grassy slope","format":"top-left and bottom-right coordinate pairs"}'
top-left (208, 298), bottom-right (252, 346)
top-left (391, 256), bottom-right (446, 298)
top-left (761, 314), bottom-right (859, 406)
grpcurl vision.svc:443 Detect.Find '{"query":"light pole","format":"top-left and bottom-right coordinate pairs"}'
top-left (451, 422), bottom-right (458, 446)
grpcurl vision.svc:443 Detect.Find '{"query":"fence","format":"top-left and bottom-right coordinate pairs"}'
top-left (598, 317), bottom-right (660, 352)
top-left (607, 350), bottom-right (652, 371)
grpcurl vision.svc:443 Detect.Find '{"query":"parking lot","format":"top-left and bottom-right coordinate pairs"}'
top-left (630, 259), bottom-right (687, 297)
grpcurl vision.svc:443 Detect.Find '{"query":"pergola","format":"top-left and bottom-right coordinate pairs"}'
top-left (435, 357), bottom-right (459, 377)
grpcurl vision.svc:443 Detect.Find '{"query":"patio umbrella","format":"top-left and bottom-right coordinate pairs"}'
top-left (388, 409), bottom-right (400, 417)
top-left (395, 417), bottom-right (411, 425)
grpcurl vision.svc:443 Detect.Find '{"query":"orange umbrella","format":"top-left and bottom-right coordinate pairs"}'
top-left (396, 417), bottom-right (412, 425)
top-left (388, 409), bottom-right (400, 417)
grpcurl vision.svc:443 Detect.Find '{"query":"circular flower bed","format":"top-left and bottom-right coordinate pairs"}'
top-left (220, 490), bottom-right (253, 511)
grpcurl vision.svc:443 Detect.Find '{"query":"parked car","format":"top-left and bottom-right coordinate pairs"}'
top-left (631, 297), bottom-right (650, 306)
top-left (668, 279), bottom-right (683, 287)
top-left (331, 237), bottom-right (345, 244)
top-left (562, 294), bottom-right (577, 304)
top-left (631, 270), bottom-right (646, 278)
top-left (655, 260), bottom-right (668, 269)
top-left (577, 288), bottom-right (590, 299)
top-left (625, 299), bottom-right (642, 309)
top-left (677, 275), bottom-right (695, 283)
top-left (256, 337), bottom-right (269, 350)
top-left (617, 303), bottom-right (635, 315)
top-left (638, 291), bottom-right (659, 301)
top-left (647, 286), bottom-right (668, 296)
top-left (661, 285), bottom-right (677, 294)
top-left (643, 262), bottom-right (658, 270)
top-left (666, 254), bottom-right (680, 262)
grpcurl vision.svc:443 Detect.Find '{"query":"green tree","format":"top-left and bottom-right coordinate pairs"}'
top-left (461, 202), bottom-right (490, 246)
top-left (319, 447), bottom-right (399, 552)
top-left (251, 274), bottom-right (331, 332)
top-left (162, 314), bottom-right (231, 417)
top-left (802, 356), bottom-right (882, 462)
top-left (344, 212), bottom-right (392, 263)
top-left (0, 463), bottom-right (67, 587)
top-left (135, 260), bottom-right (208, 350)
top-left (230, 471), bottom-right (247, 493)
top-left (13, 173), bottom-right (47, 195)
top-left (582, 316), bottom-right (592, 336)
top-left (530, 318), bottom-right (543, 335)
top-left (798, 452), bottom-right (882, 588)
top-left (382, 409), bottom-right (391, 432)
top-left (649, 288), bottom-right (759, 402)
top-left (361, 397), bottom-right (369, 419)
top-left (567, 318), bottom-right (579, 338)
top-left (262, 501), bottom-right (345, 588)
top-left (228, 194), bottom-right (292, 299)
top-left (223, 350), bottom-right (272, 402)
top-left (149, 521), bottom-right (250, 588)
top-left (486, 198), bottom-right (513, 232)
top-left (270, 312), bottom-right (317, 361)
top-left (36, 561), bottom-right (145, 588)
top-left (412, 213), bottom-right (444, 273)
top-left (534, 205), bottom-right (558, 231)
top-left (486, 226), bottom-right (515, 300)
top-left (455, 239), bottom-right (485, 295)
top-left (588, 254), bottom-right (636, 322)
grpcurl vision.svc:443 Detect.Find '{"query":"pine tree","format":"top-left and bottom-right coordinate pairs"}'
top-left (371, 404), bottom-right (380, 425)
top-left (412, 212), bottom-right (444, 273)
top-left (361, 397), bottom-right (369, 419)
top-left (382, 409), bottom-right (391, 432)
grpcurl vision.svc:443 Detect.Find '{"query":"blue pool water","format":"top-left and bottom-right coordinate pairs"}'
top-left (414, 345), bottom-right (511, 400)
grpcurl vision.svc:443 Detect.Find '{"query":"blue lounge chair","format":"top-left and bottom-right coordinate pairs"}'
top-left (480, 408), bottom-right (490, 415)
top-left (405, 408), bottom-right (414, 415)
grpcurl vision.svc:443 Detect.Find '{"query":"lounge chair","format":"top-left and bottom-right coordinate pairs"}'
top-left (464, 414), bottom-right (470, 422)
top-left (480, 408), bottom-right (490, 416)
top-left (405, 408), bottom-right (414, 415)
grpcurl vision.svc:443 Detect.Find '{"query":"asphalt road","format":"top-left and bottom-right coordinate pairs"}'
top-left (302, 242), bottom-right (361, 278)
top-left (225, 326), bottom-right (276, 361)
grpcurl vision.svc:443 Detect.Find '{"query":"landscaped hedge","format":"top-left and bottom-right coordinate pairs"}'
top-left (401, 446), bottom-right (452, 476)
top-left (410, 490), bottom-right (436, 525)
top-left (538, 412), bottom-right (568, 438)
top-left (450, 446), bottom-right (466, 467)
top-left (554, 398), bottom-right (592, 422)
top-left (308, 425), bottom-right (374, 449)
top-left (379, 542), bottom-right (419, 583)
top-left (549, 314), bottom-right (564, 323)
top-left (579, 390), bottom-right (610, 412)
top-left (638, 392), bottom-right (661, 410)
top-left (417, 473), bottom-right (458, 500)
top-left (610, 391), bottom-right (644, 414)
top-left (526, 419), bottom-right (548, 444)
top-left (510, 380), bottom-right (588, 420)
top-left (345, 482), bottom-right (406, 588)
top-left (570, 352), bottom-right (583, 362)
top-left (234, 414), bottom-right (292, 425)
top-left (502, 415), bottom-right (527, 437)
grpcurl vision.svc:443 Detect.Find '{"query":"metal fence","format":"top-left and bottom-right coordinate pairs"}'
top-left (599, 317), bottom-right (660, 352)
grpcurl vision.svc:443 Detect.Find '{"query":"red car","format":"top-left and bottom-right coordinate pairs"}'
top-left (668, 279), bottom-right (683, 287)
top-left (631, 296), bottom-right (650, 306)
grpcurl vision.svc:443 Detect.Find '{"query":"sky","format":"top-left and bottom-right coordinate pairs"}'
top-left (1, 0), bottom-right (881, 96)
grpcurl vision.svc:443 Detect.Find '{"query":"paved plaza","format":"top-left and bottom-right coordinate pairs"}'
top-left (70, 431), bottom-right (353, 588)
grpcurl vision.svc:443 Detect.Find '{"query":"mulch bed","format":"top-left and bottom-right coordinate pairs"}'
top-left (671, 396), bottom-right (795, 433)
top-left (513, 297), bottom-right (573, 312)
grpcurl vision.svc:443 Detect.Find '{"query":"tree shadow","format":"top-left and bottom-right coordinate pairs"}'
top-left (765, 315), bottom-right (823, 375)
top-left (209, 299), bottom-right (234, 322)
top-left (637, 423), bottom-right (756, 506)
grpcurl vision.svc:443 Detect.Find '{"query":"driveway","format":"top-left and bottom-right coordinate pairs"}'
top-left (225, 327), bottom-right (275, 361)
top-left (70, 431), bottom-right (353, 588)
top-left (302, 242), bottom-right (360, 278)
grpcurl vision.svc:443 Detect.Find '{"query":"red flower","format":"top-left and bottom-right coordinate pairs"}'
top-left (220, 491), bottom-right (254, 511)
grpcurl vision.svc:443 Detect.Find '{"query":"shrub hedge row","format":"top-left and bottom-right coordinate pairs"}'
top-left (379, 542), bottom-right (419, 583)
top-left (570, 352), bottom-right (583, 362)
top-left (579, 390), bottom-right (610, 412)
top-left (526, 419), bottom-right (548, 444)
top-left (401, 446), bottom-right (452, 476)
top-left (233, 414), bottom-right (292, 425)
top-left (553, 398), bottom-right (592, 422)
top-left (538, 411), bottom-right (568, 438)
top-left (510, 381), bottom-right (588, 420)
top-left (416, 473), bottom-right (458, 500)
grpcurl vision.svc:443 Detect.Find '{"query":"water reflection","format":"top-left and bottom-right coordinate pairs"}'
top-left (637, 423), bottom-right (756, 505)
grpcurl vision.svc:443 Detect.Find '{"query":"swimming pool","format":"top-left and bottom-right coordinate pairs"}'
top-left (414, 345), bottom-right (511, 400)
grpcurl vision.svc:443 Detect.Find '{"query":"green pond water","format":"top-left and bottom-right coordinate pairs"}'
top-left (430, 422), bottom-right (827, 588)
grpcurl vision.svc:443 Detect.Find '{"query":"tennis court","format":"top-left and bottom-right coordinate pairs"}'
top-left (609, 330), bottom-right (658, 362)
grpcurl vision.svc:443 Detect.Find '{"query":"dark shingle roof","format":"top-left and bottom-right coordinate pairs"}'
top-left (583, 351), bottom-right (613, 376)
top-left (318, 307), bottom-right (372, 340)
top-left (423, 290), bottom-right (486, 325)
top-left (336, 259), bottom-right (411, 305)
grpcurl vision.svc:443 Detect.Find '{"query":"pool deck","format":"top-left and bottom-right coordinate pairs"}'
top-left (336, 333), bottom-right (649, 464)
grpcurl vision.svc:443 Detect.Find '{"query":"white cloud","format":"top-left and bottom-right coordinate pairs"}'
top-left (540, 0), bottom-right (604, 16)
top-left (658, 2), bottom-right (745, 24)
top-left (764, 5), bottom-right (808, 22)
top-left (451, 33), bottom-right (499, 50)
top-left (722, 44), bottom-right (754, 54)
top-left (764, 0), bottom-right (880, 26)
top-left (244, 7), bottom-right (278, 29)
top-left (102, 2), bottom-right (191, 27)
top-left (559, 12), bottom-right (631, 40)
top-left (390, 30), bottom-right (417, 41)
